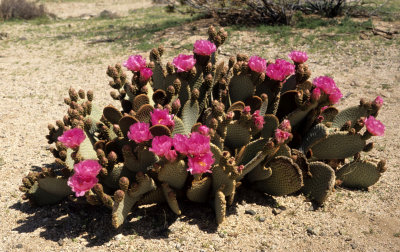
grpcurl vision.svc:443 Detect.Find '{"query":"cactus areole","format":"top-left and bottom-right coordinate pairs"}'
top-left (20, 26), bottom-right (387, 228)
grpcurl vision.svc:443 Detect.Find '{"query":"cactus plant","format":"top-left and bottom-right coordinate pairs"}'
top-left (20, 25), bottom-right (387, 228)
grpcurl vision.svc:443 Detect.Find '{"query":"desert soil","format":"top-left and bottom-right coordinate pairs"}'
top-left (1, 1), bottom-right (400, 251)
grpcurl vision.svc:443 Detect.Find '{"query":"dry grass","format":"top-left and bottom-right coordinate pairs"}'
top-left (0, 0), bottom-right (48, 20)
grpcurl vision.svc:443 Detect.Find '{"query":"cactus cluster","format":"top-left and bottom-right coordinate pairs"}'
top-left (20, 25), bottom-right (386, 228)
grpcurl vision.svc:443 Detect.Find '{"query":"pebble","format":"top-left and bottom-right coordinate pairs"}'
top-left (16, 244), bottom-right (23, 249)
top-left (114, 234), bottom-right (123, 241)
top-left (306, 227), bottom-right (316, 236)
top-left (351, 243), bottom-right (358, 249)
top-left (272, 209), bottom-right (282, 215)
top-left (258, 217), bottom-right (266, 222)
top-left (245, 209), bottom-right (256, 215)
top-left (278, 206), bottom-right (287, 211)
top-left (175, 243), bottom-right (181, 250)
top-left (218, 232), bottom-right (226, 238)
top-left (57, 239), bottom-right (64, 246)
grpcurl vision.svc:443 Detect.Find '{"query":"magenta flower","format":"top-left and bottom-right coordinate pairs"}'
top-left (364, 116), bottom-right (385, 136)
top-left (68, 160), bottom-right (102, 197)
top-left (150, 108), bottom-right (175, 129)
top-left (193, 40), bottom-right (217, 56)
top-left (312, 87), bottom-right (321, 101)
top-left (127, 122), bottom-right (153, 143)
top-left (374, 96), bottom-right (383, 106)
top-left (248, 56), bottom-right (267, 73)
top-left (150, 135), bottom-right (176, 161)
top-left (58, 128), bottom-right (86, 149)
top-left (252, 110), bottom-right (264, 130)
top-left (173, 134), bottom-right (189, 155)
top-left (187, 152), bottom-right (214, 175)
top-left (288, 50), bottom-right (308, 64)
top-left (275, 129), bottom-right (292, 144)
top-left (139, 67), bottom-right (153, 82)
top-left (266, 59), bottom-right (295, 82)
top-left (279, 119), bottom-right (291, 132)
top-left (173, 54), bottom-right (196, 72)
top-left (68, 174), bottom-right (98, 197)
top-left (124, 55), bottom-right (146, 72)
top-left (243, 106), bottom-right (251, 114)
top-left (187, 132), bottom-right (211, 156)
top-left (313, 76), bottom-right (343, 104)
top-left (73, 160), bottom-right (102, 177)
top-left (198, 125), bottom-right (210, 135)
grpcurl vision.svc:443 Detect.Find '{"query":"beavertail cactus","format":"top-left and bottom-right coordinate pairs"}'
top-left (20, 25), bottom-right (387, 229)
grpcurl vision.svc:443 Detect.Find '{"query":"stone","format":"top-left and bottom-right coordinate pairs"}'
top-left (245, 209), bottom-right (256, 215)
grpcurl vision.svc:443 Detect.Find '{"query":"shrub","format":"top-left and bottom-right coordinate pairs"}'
top-left (0, 0), bottom-right (47, 21)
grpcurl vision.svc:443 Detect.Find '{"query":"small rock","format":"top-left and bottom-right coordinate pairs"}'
top-left (278, 206), bottom-right (286, 211)
top-left (319, 232), bottom-right (325, 236)
top-left (272, 209), bottom-right (282, 215)
top-left (218, 232), bottom-right (226, 238)
top-left (307, 227), bottom-right (316, 236)
top-left (114, 234), bottom-right (123, 241)
top-left (245, 209), bottom-right (256, 216)
top-left (308, 205), bottom-right (315, 211)
top-left (57, 239), bottom-right (64, 246)
top-left (175, 243), bottom-right (181, 250)
top-left (334, 232), bottom-right (340, 236)
top-left (350, 243), bottom-right (358, 249)
top-left (345, 237), bottom-right (352, 242)
top-left (258, 217), bottom-right (265, 222)
top-left (19, 37), bottom-right (27, 41)
top-left (16, 244), bottom-right (23, 249)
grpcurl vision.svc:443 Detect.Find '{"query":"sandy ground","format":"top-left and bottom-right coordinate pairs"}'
top-left (1, 1), bottom-right (400, 251)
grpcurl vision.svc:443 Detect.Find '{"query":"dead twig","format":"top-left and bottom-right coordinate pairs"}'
top-left (87, 35), bottom-right (121, 45)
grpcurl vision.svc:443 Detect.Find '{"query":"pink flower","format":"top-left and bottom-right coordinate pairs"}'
top-left (187, 132), bottom-right (211, 156)
top-left (243, 106), bottom-right (251, 115)
top-left (124, 55), bottom-right (146, 72)
top-left (173, 54), bottom-right (196, 72)
top-left (150, 135), bottom-right (176, 161)
top-left (139, 67), bottom-right (153, 82)
top-left (313, 76), bottom-right (343, 104)
top-left (364, 116), bottom-right (385, 136)
top-left (279, 119), bottom-right (291, 132)
top-left (275, 129), bottom-right (292, 144)
top-left (312, 87), bottom-right (321, 101)
top-left (173, 134), bottom-right (189, 155)
top-left (150, 108), bottom-right (175, 129)
top-left (58, 128), bottom-right (86, 149)
top-left (266, 59), bottom-right (295, 81)
top-left (288, 50), bottom-right (308, 64)
top-left (127, 122), bottom-right (153, 143)
top-left (198, 125), bottom-right (209, 135)
top-left (68, 160), bottom-right (102, 197)
top-left (374, 96), bottom-right (383, 106)
top-left (252, 110), bottom-right (264, 130)
top-left (68, 174), bottom-right (98, 197)
top-left (187, 152), bottom-right (214, 175)
top-left (73, 160), bottom-right (102, 177)
top-left (193, 40), bottom-right (217, 56)
top-left (248, 56), bottom-right (267, 73)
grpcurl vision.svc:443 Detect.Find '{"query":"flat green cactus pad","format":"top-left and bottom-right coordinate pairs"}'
top-left (336, 160), bottom-right (383, 189)
top-left (299, 123), bottom-right (328, 153)
top-left (261, 114), bottom-right (279, 139)
top-left (229, 75), bottom-right (254, 103)
top-left (225, 121), bottom-right (251, 150)
top-left (302, 162), bottom-right (335, 205)
top-left (331, 105), bottom-right (368, 129)
top-left (27, 177), bottom-right (72, 206)
top-left (158, 160), bottom-right (188, 190)
top-left (310, 131), bottom-right (366, 160)
top-left (187, 177), bottom-right (212, 203)
top-left (253, 156), bottom-right (303, 196)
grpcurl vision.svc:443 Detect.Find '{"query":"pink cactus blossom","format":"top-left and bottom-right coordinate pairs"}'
top-left (173, 134), bottom-right (189, 155)
top-left (68, 174), bottom-right (98, 197)
top-left (127, 122), bottom-right (153, 143)
top-left (243, 106), bottom-right (251, 115)
top-left (266, 59), bottom-right (295, 82)
top-left (374, 96), bottom-right (383, 106)
top-left (275, 129), bottom-right (292, 144)
top-left (279, 119), bottom-right (291, 132)
top-left (58, 128), bottom-right (86, 149)
top-left (364, 116), bottom-right (385, 136)
top-left (124, 55), bottom-right (146, 72)
top-left (252, 110), bottom-right (264, 130)
top-left (139, 67), bottom-right (153, 82)
top-left (193, 40), bottom-right (217, 56)
top-left (68, 160), bottom-right (102, 197)
top-left (150, 135), bottom-right (173, 155)
top-left (198, 125), bottom-right (210, 135)
top-left (288, 50), bottom-right (308, 64)
top-left (312, 87), bottom-right (321, 101)
top-left (313, 76), bottom-right (343, 104)
top-left (164, 149), bottom-right (177, 162)
top-left (187, 132), bottom-right (211, 156)
top-left (73, 160), bottom-right (102, 177)
top-left (172, 54), bottom-right (196, 72)
top-left (150, 108), bottom-right (175, 129)
top-left (187, 152), bottom-right (214, 175)
top-left (248, 56), bottom-right (267, 73)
